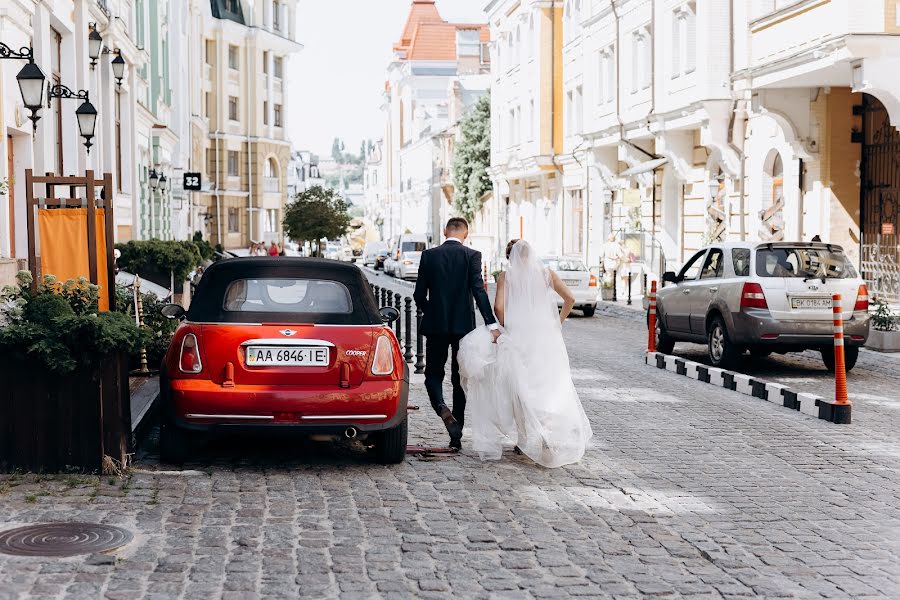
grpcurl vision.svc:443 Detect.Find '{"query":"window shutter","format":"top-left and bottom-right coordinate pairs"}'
top-left (685, 6), bottom-right (697, 73)
top-left (671, 12), bottom-right (681, 77)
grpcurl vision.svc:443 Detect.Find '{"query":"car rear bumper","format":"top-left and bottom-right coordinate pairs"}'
top-left (556, 288), bottom-right (599, 306)
top-left (166, 371), bottom-right (409, 434)
top-left (731, 310), bottom-right (870, 347)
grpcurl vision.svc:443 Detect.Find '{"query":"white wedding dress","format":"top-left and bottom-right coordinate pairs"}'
top-left (457, 241), bottom-right (593, 468)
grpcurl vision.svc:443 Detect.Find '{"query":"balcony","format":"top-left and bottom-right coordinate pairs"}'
top-left (263, 177), bottom-right (280, 193)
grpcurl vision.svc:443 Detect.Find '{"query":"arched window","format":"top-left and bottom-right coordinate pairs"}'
top-left (770, 153), bottom-right (783, 208)
top-left (264, 157), bottom-right (280, 192)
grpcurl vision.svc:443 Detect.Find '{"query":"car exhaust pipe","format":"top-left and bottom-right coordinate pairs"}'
top-left (344, 427), bottom-right (358, 439)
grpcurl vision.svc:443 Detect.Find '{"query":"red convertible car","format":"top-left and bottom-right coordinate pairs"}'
top-left (159, 258), bottom-right (408, 464)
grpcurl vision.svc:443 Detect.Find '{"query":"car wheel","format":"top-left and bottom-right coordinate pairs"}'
top-left (582, 305), bottom-right (596, 318)
top-left (821, 345), bottom-right (859, 373)
top-left (374, 417), bottom-right (408, 464)
top-left (654, 315), bottom-right (675, 355)
top-left (707, 316), bottom-right (740, 369)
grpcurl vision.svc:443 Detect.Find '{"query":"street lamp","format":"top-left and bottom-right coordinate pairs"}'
top-left (16, 61), bottom-right (46, 129)
top-left (110, 53), bottom-right (126, 86)
top-left (149, 169), bottom-right (159, 190)
top-left (159, 174), bottom-right (168, 192)
top-left (88, 24), bottom-right (103, 69)
top-left (707, 177), bottom-right (722, 201)
top-left (1, 43), bottom-right (45, 129)
top-left (75, 100), bottom-right (98, 153)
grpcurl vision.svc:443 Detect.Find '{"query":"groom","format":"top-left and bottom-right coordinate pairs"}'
top-left (414, 218), bottom-right (500, 450)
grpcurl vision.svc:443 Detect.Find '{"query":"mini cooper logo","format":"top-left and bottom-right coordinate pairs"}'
top-left (279, 329), bottom-right (297, 337)
top-left (346, 350), bottom-right (367, 357)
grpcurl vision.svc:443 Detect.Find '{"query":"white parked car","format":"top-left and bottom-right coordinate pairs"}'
top-left (542, 256), bottom-right (599, 317)
top-left (653, 242), bottom-right (870, 370)
top-left (385, 234), bottom-right (428, 278)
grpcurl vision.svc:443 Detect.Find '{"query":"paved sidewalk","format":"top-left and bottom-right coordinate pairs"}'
top-left (0, 307), bottom-right (898, 598)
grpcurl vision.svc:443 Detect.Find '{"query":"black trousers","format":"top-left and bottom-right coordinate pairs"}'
top-left (424, 334), bottom-right (466, 431)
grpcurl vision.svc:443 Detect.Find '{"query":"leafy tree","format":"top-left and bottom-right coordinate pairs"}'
top-left (452, 94), bottom-right (492, 222)
top-left (115, 240), bottom-right (203, 286)
top-left (283, 186), bottom-right (351, 256)
top-left (359, 140), bottom-right (367, 162)
top-left (331, 137), bottom-right (345, 162)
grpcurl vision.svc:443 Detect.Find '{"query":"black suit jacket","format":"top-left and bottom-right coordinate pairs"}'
top-left (414, 241), bottom-right (497, 336)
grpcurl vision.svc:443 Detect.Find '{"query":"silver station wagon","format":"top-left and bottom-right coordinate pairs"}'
top-left (653, 242), bottom-right (870, 371)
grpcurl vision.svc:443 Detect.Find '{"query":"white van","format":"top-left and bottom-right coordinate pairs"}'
top-left (385, 234), bottom-right (429, 279)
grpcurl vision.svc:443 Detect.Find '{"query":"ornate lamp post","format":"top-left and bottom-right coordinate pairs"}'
top-left (0, 43), bottom-right (46, 130)
top-left (46, 84), bottom-right (96, 152)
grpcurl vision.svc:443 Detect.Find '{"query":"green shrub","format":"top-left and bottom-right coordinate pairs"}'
top-left (114, 285), bottom-right (178, 369)
top-left (0, 272), bottom-right (144, 374)
top-left (192, 231), bottom-right (215, 262)
top-left (872, 298), bottom-right (898, 332)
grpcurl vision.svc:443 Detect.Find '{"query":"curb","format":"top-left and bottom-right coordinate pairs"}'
top-left (645, 352), bottom-right (852, 424)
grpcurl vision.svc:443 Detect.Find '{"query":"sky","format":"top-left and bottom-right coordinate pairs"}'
top-left (287, 0), bottom-right (489, 159)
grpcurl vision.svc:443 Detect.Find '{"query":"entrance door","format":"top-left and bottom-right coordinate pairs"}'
top-left (6, 136), bottom-right (14, 257)
top-left (860, 94), bottom-right (900, 303)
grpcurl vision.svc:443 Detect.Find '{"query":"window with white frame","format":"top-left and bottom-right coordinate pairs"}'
top-left (671, 3), bottom-right (696, 78)
top-left (575, 85), bottom-right (583, 133)
top-left (528, 14), bottom-right (535, 59)
top-left (228, 45), bottom-right (239, 70)
top-left (631, 28), bottom-right (651, 93)
top-left (564, 0), bottom-right (582, 44)
top-left (457, 29), bottom-right (481, 57)
top-left (515, 25), bottom-right (522, 65)
top-left (528, 99), bottom-right (535, 141)
top-left (507, 32), bottom-right (515, 70)
top-left (508, 108), bottom-right (516, 146)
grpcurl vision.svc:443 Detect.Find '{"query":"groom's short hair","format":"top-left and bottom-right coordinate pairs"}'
top-left (445, 217), bottom-right (469, 233)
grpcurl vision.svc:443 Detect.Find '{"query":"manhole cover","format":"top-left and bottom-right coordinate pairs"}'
top-left (0, 523), bottom-right (133, 557)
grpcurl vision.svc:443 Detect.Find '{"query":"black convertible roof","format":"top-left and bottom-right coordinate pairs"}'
top-left (187, 258), bottom-right (381, 325)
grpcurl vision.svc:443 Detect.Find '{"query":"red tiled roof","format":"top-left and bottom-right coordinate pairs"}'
top-left (394, 1), bottom-right (488, 62)
top-left (394, 0), bottom-right (444, 53)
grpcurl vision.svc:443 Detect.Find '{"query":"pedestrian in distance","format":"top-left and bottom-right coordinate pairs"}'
top-left (268, 241), bottom-right (279, 257)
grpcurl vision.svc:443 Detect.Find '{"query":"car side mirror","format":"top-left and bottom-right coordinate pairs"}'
top-left (662, 271), bottom-right (679, 284)
top-left (379, 306), bottom-right (400, 324)
top-left (161, 304), bottom-right (186, 320)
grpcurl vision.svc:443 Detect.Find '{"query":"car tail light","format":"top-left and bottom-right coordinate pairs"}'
top-left (740, 282), bottom-right (768, 310)
top-left (179, 333), bottom-right (203, 373)
top-left (854, 284), bottom-right (869, 312)
top-left (589, 273), bottom-right (598, 288)
top-left (371, 336), bottom-right (394, 376)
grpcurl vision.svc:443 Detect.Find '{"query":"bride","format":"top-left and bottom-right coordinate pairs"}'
top-left (458, 239), bottom-right (593, 468)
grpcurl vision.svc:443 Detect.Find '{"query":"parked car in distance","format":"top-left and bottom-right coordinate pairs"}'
top-left (158, 258), bottom-right (409, 465)
top-left (542, 257), bottom-right (599, 317)
top-left (324, 242), bottom-right (342, 261)
top-left (385, 234), bottom-right (428, 278)
top-left (363, 241), bottom-right (389, 269)
top-left (340, 244), bottom-right (353, 262)
top-left (653, 242), bottom-right (870, 370)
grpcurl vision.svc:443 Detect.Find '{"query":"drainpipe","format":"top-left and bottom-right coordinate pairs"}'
top-left (727, 0), bottom-right (747, 240)
top-left (245, 21), bottom-right (255, 246)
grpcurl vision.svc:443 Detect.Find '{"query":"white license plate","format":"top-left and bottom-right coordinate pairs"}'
top-left (563, 279), bottom-right (581, 286)
top-left (246, 346), bottom-right (329, 367)
top-left (791, 297), bottom-right (832, 309)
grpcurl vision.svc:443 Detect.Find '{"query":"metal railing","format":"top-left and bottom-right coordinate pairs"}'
top-left (369, 283), bottom-right (425, 373)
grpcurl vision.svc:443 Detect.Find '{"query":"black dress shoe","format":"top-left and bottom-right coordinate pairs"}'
top-left (449, 437), bottom-right (462, 451)
top-left (439, 406), bottom-right (462, 440)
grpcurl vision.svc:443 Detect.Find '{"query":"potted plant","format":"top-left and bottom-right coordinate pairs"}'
top-left (0, 272), bottom-right (145, 473)
top-left (600, 273), bottom-right (615, 301)
top-left (866, 298), bottom-right (900, 352)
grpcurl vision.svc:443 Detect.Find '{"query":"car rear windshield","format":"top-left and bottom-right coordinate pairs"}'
top-left (755, 247), bottom-right (858, 279)
top-left (401, 241), bottom-right (426, 252)
top-left (223, 279), bottom-right (352, 314)
top-left (543, 259), bottom-right (587, 272)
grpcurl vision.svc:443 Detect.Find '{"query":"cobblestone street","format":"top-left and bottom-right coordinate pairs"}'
top-left (1, 301), bottom-right (899, 599)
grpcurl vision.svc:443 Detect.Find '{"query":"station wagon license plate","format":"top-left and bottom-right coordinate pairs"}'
top-left (563, 279), bottom-right (581, 286)
top-left (791, 297), bottom-right (832, 309)
top-left (246, 346), bottom-right (329, 367)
